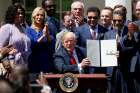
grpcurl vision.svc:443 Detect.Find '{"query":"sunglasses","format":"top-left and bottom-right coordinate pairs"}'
top-left (88, 16), bottom-right (98, 19)
top-left (113, 19), bottom-right (122, 22)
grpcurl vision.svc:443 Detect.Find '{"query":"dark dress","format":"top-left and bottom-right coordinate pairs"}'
top-left (26, 27), bottom-right (55, 73)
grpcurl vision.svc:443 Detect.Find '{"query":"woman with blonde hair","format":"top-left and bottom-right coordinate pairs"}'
top-left (26, 7), bottom-right (55, 73)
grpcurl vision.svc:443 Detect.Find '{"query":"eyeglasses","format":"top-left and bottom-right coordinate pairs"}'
top-left (113, 19), bottom-right (122, 22)
top-left (88, 16), bottom-right (98, 19)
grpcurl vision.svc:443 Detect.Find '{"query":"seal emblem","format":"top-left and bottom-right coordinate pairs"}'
top-left (59, 73), bottom-right (78, 92)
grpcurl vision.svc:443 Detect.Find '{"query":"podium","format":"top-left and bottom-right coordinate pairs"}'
top-left (44, 74), bottom-right (107, 93)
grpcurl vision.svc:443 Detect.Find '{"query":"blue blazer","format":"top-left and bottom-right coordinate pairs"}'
top-left (76, 23), bottom-right (107, 48)
top-left (104, 26), bottom-right (128, 40)
top-left (135, 20), bottom-right (140, 27)
top-left (53, 46), bottom-right (88, 73)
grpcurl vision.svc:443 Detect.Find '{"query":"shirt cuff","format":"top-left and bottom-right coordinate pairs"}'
top-left (41, 85), bottom-right (52, 93)
top-left (78, 64), bottom-right (82, 73)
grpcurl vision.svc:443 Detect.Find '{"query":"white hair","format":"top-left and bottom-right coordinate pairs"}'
top-left (61, 32), bottom-right (77, 43)
top-left (71, 1), bottom-right (84, 9)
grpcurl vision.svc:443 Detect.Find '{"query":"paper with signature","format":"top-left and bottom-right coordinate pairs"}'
top-left (87, 40), bottom-right (117, 67)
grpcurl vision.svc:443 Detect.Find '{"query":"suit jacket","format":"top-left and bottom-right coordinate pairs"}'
top-left (103, 26), bottom-right (128, 76)
top-left (75, 23), bottom-right (108, 74)
top-left (104, 26), bottom-right (128, 62)
top-left (135, 20), bottom-right (140, 27)
top-left (104, 26), bottom-right (128, 40)
top-left (53, 46), bottom-right (88, 73)
top-left (76, 23), bottom-right (108, 48)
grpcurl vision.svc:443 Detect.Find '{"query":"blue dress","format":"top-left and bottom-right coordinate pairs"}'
top-left (26, 27), bottom-right (55, 73)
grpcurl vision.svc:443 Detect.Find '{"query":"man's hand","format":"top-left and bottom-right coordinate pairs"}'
top-left (43, 24), bottom-right (49, 37)
top-left (0, 45), bottom-right (14, 57)
top-left (75, 16), bottom-right (83, 25)
top-left (80, 58), bottom-right (90, 68)
top-left (36, 72), bottom-right (48, 86)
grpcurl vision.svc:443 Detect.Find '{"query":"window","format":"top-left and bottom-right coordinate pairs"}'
top-left (25, 0), bottom-right (37, 23)
top-left (12, 0), bottom-right (73, 23)
top-left (55, 0), bottom-right (73, 20)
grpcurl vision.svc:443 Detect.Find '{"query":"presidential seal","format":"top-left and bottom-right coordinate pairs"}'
top-left (59, 73), bottom-right (78, 92)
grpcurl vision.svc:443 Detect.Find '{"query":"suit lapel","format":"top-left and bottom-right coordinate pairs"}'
top-left (121, 26), bottom-right (128, 37)
top-left (62, 47), bottom-right (71, 65)
top-left (84, 24), bottom-right (93, 39)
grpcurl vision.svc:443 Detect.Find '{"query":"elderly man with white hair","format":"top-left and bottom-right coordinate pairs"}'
top-left (54, 32), bottom-right (90, 73)
top-left (71, 1), bottom-right (86, 27)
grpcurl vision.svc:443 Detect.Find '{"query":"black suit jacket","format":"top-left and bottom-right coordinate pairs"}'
top-left (53, 46), bottom-right (88, 73)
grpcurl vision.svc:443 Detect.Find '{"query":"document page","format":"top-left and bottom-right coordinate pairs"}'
top-left (87, 40), bottom-right (100, 67)
top-left (101, 40), bottom-right (118, 67)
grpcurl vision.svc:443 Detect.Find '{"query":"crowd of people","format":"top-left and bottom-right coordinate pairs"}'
top-left (0, 0), bottom-right (140, 93)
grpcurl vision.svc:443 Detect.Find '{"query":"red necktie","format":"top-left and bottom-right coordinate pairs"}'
top-left (92, 31), bottom-right (96, 39)
top-left (70, 51), bottom-right (76, 65)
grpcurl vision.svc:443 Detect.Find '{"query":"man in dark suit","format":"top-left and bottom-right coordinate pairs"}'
top-left (119, 22), bottom-right (140, 93)
top-left (104, 11), bottom-right (128, 40)
top-left (75, 6), bottom-right (108, 74)
top-left (113, 5), bottom-right (130, 26)
top-left (42, 0), bottom-right (60, 38)
top-left (104, 11), bottom-right (129, 93)
top-left (100, 7), bottom-right (113, 30)
top-left (76, 6), bottom-right (108, 49)
top-left (54, 32), bottom-right (90, 74)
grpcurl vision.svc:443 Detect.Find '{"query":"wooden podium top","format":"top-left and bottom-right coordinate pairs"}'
top-left (44, 74), bottom-right (107, 79)
top-left (44, 74), bottom-right (107, 92)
